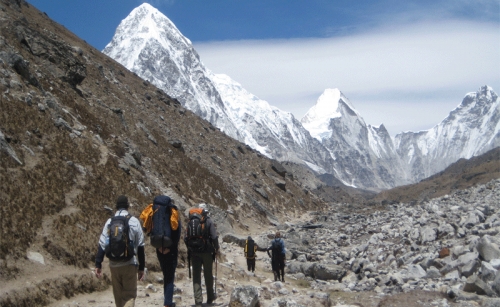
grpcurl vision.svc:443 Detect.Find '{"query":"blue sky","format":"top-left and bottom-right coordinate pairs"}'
top-left (29, 0), bottom-right (500, 135)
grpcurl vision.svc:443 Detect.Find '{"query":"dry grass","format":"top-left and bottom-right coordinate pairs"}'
top-left (0, 0), bottom-right (324, 291)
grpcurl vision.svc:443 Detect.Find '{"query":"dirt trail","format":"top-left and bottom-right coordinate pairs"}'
top-left (45, 216), bottom-right (295, 307)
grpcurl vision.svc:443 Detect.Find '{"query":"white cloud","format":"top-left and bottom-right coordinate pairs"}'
top-left (194, 20), bottom-right (500, 135)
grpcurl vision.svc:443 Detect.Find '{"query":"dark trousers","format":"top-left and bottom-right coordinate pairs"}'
top-left (156, 250), bottom-right (178, 306)
top-left (191, 252), bottom-right (214, 304)
top-left (271, 255), bottom-right (285, 281)
top-left (246, 258), bottom-right (255, 272)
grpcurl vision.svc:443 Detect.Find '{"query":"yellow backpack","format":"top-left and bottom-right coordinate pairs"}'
top-left (244, 239), bottom-right (257, 259)
top-left (139, 203), bottom-right (179, 235)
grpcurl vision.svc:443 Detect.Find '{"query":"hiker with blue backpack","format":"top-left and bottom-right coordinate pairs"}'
top-left (139, 195), bottom-right (181, 307)
top-left (95, 195), bottom-right (145, 307)
top-left (267, 231), bottom-right (286, 282)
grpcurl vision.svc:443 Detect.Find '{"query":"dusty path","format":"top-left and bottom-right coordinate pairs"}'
top-left (44, 211), bottom-right (463, 307)
top-left (46, 218), bottom-right (285, 307)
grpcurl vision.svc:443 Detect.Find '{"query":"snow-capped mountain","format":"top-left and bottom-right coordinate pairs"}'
top-left (394, 85), bottom-right (500, 182)
top-left (102, 3), bottom-right (241, 140)
top-left (103, 3), bottom-right (404, 190)
top-left (302, 89), bottom-right (409, 189)
top-left (209, 74), bottom-right (335, 167)
top-left (104, 3), bottom-right (499, 191)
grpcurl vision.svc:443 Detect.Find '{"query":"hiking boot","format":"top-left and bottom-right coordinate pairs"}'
top-left (206, 299), bottom-right (214, 305)
top-left (164, 304), bottom-right (176, 307)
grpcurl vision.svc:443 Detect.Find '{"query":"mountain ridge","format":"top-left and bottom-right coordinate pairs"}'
top-left (1, 2), bottom-right (500, 306)
top-left (103, 3), bottom-right (500, 191)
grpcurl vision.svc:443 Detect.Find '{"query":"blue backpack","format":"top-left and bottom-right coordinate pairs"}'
top-left (150, 195), bottom-right (177, 249)
top-left (271, 238), bottom-right (284, 258)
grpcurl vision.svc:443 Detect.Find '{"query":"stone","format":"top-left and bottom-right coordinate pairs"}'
top-left (490, 259), bottom-right (500, 270)
top-left (439, 247), bottom-right (450, 258)
top-left (425, 266), bottom-right (441, 279)
top-left (492, 272), bottom-right (500, 296)
top-left (460, 259), bottom-right (480, 278)
top-left (229, 285), bottom-right (260, 307)
top-left (463, 275), bottom-right (496, 296)
top-left (420, 226), bottom-right (437, 243)
top-left (444, 270), bottom-right (460, 281)
top-left (403, 265), bottom-right (426, 281)
top-left (480, 261), bottom-right (497, 282)
top-left (477, 235), bottom-right (500, 262)
top-left (312, 263), bottom-right (346, 281)
top-left (27, 251), bottom-right (44, 265)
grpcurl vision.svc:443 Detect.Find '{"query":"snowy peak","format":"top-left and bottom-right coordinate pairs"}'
top-left (104, 4), bottom-right (499, 192)
top-left (103, 3), bottom-right (190, 68)
top-left (395, 85), bottom-right (500, 181)
top-left (115, 3), bottom-right (185, 43)
top-left (301, 88), bottom-right (362, 141)
top-left (103, 3), bottom-right (242, 140)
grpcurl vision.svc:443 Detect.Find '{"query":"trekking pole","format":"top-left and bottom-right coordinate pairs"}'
top-left (188, 252), bottom-right (191, 279)
top-left (214, 252), bottom-right (217, 299)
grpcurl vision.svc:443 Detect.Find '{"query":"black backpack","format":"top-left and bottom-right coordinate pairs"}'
top-left (245, 239), bottom-right (256, 259)
top-left (185, 208), bottom-right (207, 252)
top-left (271, 238), bottom-right (282, 259)
top-left (105, 214), bottom-right (135, 261)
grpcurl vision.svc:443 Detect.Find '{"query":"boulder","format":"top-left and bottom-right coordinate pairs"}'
top-left (460, 259), bottom-right (481, 278)
top-left (229, 285), bottom-right (260, 307)
top-left (492, 272), bottom-right (500, 296)
top-left (420, 227), bottom-right (437, 243)
top-left (439, 247), bottom-right (450, 258)
top-left (425, 266), bottom-right (441, 279)
top-left (480, 262), bottom-right (497, 282)
top-left (463, 275), bottom-right (496, 297)
top-left (312, 263), bottom-right (346, 281)
top-left (477, 235), bottom-right (500, 262)
top-left (403, 264), bottom-right (426, 281)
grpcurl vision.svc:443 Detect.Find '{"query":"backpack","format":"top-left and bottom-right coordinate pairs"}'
top-left (139, 204), bottom-right (155, 234)
top-left (146, 195), bottom-right (179, 249)
top-left (271, 238), bottom-right (283, 258)
top-left (185, 208), bottom-right (208, 252)
top-left (245, 239), bottom-right (256, 259)
top-left (105, 214), bottom-right (135, 261)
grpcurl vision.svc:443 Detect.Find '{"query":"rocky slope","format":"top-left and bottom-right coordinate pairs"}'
top-left (0, 1), bottom-right (325, 305)
top-left (1, 1), bottom-right (499, 307)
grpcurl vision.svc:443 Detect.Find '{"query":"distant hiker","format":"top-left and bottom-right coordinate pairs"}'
top-left (95, 195), bottom-right (145, 307)
top-left (267, 231), bottom-right (286, 282)
top-left (244, 236), bottom-right (258, 272)
top-left (184, 203), bottom-right (220, 307)
top-left (140, 195), bottom-right (181, 307)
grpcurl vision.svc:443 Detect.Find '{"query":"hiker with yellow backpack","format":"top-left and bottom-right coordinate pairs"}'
top-left (244, 236), bottom-right (259, 273)
top-left (140, 195), bottom-right (181, 307)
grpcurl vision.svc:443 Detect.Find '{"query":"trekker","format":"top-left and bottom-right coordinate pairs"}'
top-left (267, 231), bottom-right (286, 282)
top-left (244, 236), bottom-right (258, 272)
top-left (185, 203), bottom-right (219, 307)
top-left (95, 195), bottom-right (145, 307)
top-left (152, 195), bottom-right (181, 307)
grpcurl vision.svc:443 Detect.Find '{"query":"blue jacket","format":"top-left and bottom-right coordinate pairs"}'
top-left (268, 238), bottom-right (285, 256)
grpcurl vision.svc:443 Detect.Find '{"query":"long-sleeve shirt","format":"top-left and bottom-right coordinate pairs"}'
top-left (95, 209), bottom-right (145, 269)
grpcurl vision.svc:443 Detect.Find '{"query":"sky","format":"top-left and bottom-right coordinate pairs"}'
top-left (29, 0), bottom-right (500, 135)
